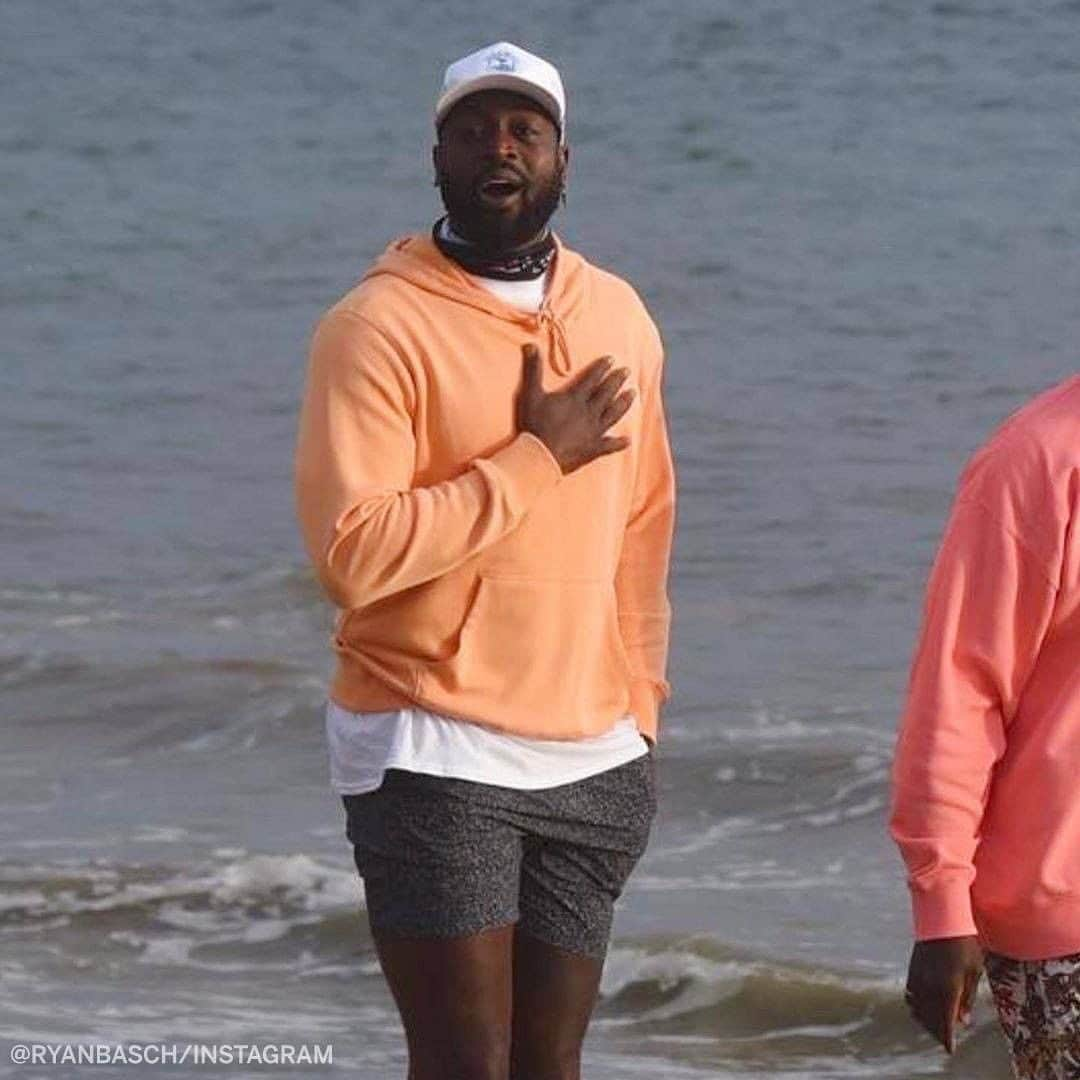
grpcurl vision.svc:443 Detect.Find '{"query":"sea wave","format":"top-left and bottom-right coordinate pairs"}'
top-left (597, 937), bottom-right (1011, 1076)
top-left (0, 853), bottom-right (362, 955)
top-left (0, 854), bottom-right (1012, 1075)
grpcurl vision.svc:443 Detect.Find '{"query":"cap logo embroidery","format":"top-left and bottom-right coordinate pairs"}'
top-left (486, 49), bottom-right (516, 73)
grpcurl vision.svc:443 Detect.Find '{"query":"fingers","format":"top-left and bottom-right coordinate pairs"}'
top-left (587, 367), bottom-right (631, 409)
top-left (521, 344), bottom-right (542, 396)
top-left (598, 387), bottom-right (635, 430)
top-left (571, 355), bottom-right (615, 398)
top-left (958, 967), bottom-right (981, 1027)
top-left (943, 985), bottom-right (961, 1054)
top-left (904, 937), bottom-right (984, 1056)
top-left (594, 435), bottom-right (630, 458)
top-left (519, 349), bottom-right (634, 471)
top-left (906, 986), bottom-right (953, 1053)
top-left (943, 966), bottom-right (981, 1051)
top-left (906, 977), bottom-right (970, 1054)
top-left (544, 353), bottom-right (632, 417)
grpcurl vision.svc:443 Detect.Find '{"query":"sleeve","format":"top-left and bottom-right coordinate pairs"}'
top-left (294, 309), bottom-right (563, 611)
top-left (888, 464), bottom-right (1059, 941)
top-left (614, 331), bottom-right (676, 741)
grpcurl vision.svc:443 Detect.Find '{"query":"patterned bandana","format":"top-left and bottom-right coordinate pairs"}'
top-left (432, 217), bottom-right (556, 281)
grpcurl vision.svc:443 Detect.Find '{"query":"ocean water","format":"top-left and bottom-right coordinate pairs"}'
top-left (3, 1), bottom-right (1079, 1076)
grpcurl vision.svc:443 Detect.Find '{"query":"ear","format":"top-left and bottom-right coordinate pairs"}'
top-left (559, 143), bottom-right (570, 186)
top-left (432, 143), bottom-right (441, 178)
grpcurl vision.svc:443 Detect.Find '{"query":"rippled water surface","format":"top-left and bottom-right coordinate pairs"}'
top-left (4, 1), bottom-right (1079, 1076)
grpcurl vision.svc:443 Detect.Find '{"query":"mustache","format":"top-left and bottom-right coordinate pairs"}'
top-left (475, 166), bottom-right (527, 187)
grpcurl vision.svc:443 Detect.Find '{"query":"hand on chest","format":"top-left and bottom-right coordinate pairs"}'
top-left (411, 316), bottom-right (642, 467)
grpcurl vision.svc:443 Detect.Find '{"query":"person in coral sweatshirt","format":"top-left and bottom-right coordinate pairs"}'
top-left (294, 42), bottom-right (675, 1080)
top-left (890, 375), bottom-right (1080, 1077)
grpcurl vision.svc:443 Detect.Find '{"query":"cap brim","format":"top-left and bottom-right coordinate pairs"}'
top-left (435, 75), bottom-right (563, 137)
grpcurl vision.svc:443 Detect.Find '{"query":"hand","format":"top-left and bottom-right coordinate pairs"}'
top-left (516, 345), bottom-right (633, 474)
top-left (904, 936), bottom-right (983, 1053)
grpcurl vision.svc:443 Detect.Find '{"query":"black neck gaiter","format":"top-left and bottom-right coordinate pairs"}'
top-left (432, 217), bottom-right (556, 281)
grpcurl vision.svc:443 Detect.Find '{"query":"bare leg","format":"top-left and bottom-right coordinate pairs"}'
top-left (374, 924), bottom-right (515, 1080)
top-left (509, 930), bottom-right (605, 1080)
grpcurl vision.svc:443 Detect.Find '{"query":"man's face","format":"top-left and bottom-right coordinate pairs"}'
top-left (434, 90), bottom-right (568, 253)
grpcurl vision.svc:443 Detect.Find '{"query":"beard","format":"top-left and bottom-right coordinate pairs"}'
top-left (438, 166), bottom-right (563, 254)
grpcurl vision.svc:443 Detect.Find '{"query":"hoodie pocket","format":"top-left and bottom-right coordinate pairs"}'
top-left (417, 575), bottom-right (632, 735)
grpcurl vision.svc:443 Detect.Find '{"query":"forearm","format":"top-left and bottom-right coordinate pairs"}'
top-left (295, 309), bottom-right (563, 611)
top-left (318, 433), bottom-right (561, 609)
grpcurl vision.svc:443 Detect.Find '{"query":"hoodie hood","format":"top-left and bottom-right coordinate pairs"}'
top-left (361, 232), bottom-right (591, 376)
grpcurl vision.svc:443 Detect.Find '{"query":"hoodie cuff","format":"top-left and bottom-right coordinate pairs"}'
top-left (629, 679), bottom-right (666, 744)
top-left (481, 432), bottom-right (563, 516)
top-left (910, 877), bottom-right (978, 941)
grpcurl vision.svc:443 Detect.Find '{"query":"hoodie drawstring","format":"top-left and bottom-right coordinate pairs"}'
top-left (539, 308), bottom-right (573, 377)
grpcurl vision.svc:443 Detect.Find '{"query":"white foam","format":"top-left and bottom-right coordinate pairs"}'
top-left (241, 918), bottom-right (289, 944)
top-left (108, 929), bottom-right (144, 948)
top-left (714, 705), bottom-right (896, 751)
top-left (210, 853), bottom-right (360, 909)
top-left (801, 794), bottom-right (885, 828)
top-left (633, 870), bottom-right (839, 893)
top-left (155, 901), bottom-right (228, 932)
top-left (0, 889), bottom-right (49, 914)
top-left (141, 936), bottom-right (195, 964)
top-left (0, 853), bottom-right (362, 928)
top-left (598, 940), bottom-right (907, 1032)
top-left (602, 945), bottom-right (744, 999)
top-left (130, 826), bottom-right (189, 843)
top-left (599, 946), bottom-right (748, 1026)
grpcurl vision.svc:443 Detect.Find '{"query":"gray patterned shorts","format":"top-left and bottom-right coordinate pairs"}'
top-left (985, 949), bottom-right (1080, 1079)
top-left (340, 752), bottom-right (656, 961)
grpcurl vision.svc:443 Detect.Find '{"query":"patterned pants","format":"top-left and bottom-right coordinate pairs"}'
top-left (985, 950), bottom-right (1080, 1079)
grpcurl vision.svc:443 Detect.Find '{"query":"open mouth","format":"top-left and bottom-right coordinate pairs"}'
top-left (477, 176), bottom-right (524, 203)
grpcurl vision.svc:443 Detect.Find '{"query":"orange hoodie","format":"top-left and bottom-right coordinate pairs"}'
top-left (294, 233), bottom-right (675, 742)
top-left (890, 375), bottom-right (1080, 961)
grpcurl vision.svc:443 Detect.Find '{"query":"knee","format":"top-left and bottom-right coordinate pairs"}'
top-left (410, 1035), bottom-right (511, 1080)
top-left (509, 1039), bottom-right (581, 1080)
top-left (459, 1040), bottom-right (512, 1080)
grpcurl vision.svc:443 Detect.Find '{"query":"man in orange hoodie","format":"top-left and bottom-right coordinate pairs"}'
top-left (890, 375), bottom-right (1080, 1075)
top-left (295, 42), bottom-right (675, 1080)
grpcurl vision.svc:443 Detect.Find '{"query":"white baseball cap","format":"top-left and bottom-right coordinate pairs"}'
top-left (435, 42), bottom-right (566, 142)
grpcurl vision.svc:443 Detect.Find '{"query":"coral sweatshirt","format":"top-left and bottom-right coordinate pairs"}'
top-left (294, 233), bottom-right (675, 742)
top-left (890, 375), bottom-right (1080, 961)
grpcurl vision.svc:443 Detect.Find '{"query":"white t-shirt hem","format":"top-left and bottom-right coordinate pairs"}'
top-left (326, 702), bottom-right (649, 795)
